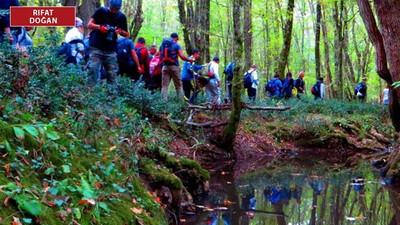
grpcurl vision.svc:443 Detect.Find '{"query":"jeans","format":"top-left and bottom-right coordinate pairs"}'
top-left (205, 79), bottom-right (220, 103)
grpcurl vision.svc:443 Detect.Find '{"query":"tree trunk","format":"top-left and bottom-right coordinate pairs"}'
top-left (126, 0), bottom-right (144, 41)
top-left (177, 0), bottom-right (210, 63)
top-left (276, 0), bottom-right (295, 77)
top-left (315, 0), bottom-right (321, 79)
top-left (62, 0), bottom-right (77, 6)
top-left (243, 0), bottom-right (252, 69)
top-left (321, 4), bottom-right (334, 98)
top-left (78, 0), bottom-right (101, 34)
top-left (221, 0), bottom-right (244, 151)
top-left (333, 0), bottom-right (345, 99)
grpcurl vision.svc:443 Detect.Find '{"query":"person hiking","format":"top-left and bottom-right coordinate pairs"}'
top-left (311, 77), bottom-right (325, 101)
top-left (282, 71), bottom-right (294, 99)
top-left (87, 0), bottom-right (129, 84)
top-left (205, 57), bottom-right (221, 104)
top-left (117, 37), bottom-right (141, 80)
top-left (380, 83), bottom-right (390, 105)
top-left (159, 32), bottom-right (194, 101)
top-left (181, 48), bottom-right (203, 104)
top-left (294, 72), bottom-right (305, 98)
top-left (223, 61), bottom-right (235, 103)
top-left (135, 37), bottom-right (150, 87)
top-left (64, 17), bottom-right (85, 64)
top-left (354, 77), bottom-right (368, 102)
top-left (243, 65), bottom-right (258, 101)
top-left (0, 0), bottom-right (20, 44)
top-left (148, 44), bottom-right (157, 61)
top-left (265, 72), bottom-right (283, 97)
top-left (149, 51), bottom-right (162, 91)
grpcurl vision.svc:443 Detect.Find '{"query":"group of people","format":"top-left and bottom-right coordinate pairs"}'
top-left (1, 0), bottom-right (389, 106)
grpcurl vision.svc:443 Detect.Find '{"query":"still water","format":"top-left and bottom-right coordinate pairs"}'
top-left (181, 163), bottom-right (398, 225)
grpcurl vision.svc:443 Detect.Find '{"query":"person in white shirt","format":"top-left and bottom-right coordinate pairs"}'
top-left (205, 57), bottom-right (221, 104)
top-left (245, 65), bottom-right (258, 101)
top-left (380, 84), bottom-right (390, 105)
top-left (64, 17), bottom-right (85, 64)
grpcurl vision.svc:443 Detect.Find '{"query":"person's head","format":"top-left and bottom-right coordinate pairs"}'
top-left (192, 48), bottom-right (200, 59)
top-left (299, 72), bottom-right (305, 78)
top-left (137, 37), bottom-right (146, 45)
top-left (170, 33), bottom-right (179, 42)
top-left (286, 71), bottom-right (292, 78)
top-left (362, 77), bottom-right (367, 83)
top-left (149, 45), bottom-right (157, 55)
top-left (318, 77), bottom-right (323, 82)
top-left (109, 0), bottom-right (122, 13)
top-left (274, 71), bottom-right (280, 78)
top-left (75, 17), bottom-right (84, 33)
top-left (386, 83), bottom-right (390, 89)
top-left (213, 56), bottom-right (219, 63)
top-left (251, 65), bottom-right (257, 70)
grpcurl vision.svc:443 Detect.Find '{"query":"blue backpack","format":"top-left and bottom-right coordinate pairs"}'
top-left (243, 71), bottom-right (253, 88)
top-left (265, 79), bottom-right (277, 93)
top-left (117, 38), bottom-right (135, 67)
top-left (354, 83), bottom-right (364, 95)
top-left (224, 62), bottom-right (235, 81)
top-left (57, 39), bottom-right (84, 64)
top-left (160, 38), bottom-right (178, 66)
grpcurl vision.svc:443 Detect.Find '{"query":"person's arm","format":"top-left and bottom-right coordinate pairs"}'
top-left (177, 50), bottom-right (194, 62)
top-left (253, 71), bottom-right (259, 85)
top-left (193, 64), bottom-right (203, 71)
top-left (130, 49), bottom-right (142, 74)
top-left (142, 48), bottom-right (150, 76)
top-left (320, 83), bottom-right (325, 99)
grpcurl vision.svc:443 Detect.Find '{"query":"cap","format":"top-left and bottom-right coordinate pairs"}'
top-left (110, 0), bottom-right (122, 10)
top-left (299, 72), bottom-right (305, 78)
top-left (213, 56), bottom-right (219, 62)
top-left (362, 77), bottom-right (367, 81)
top-left (170, 33), bottom-right (179, 39)
top-left (75, 17), bottom-right (84, 27)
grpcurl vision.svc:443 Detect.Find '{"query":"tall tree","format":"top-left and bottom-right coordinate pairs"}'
top-left (315, 0), bottom-right (321, 79)
top-left (333, 0), bottom-right (345, 99)
top-left (321, 4), bottom-right (334, 98)
top-left (177, 0), bottom-right (210, 63)
top-left (124, 0), bottom-right (144, 41)
top-left (356, 0), bottom-right (400, 179)
top-left (243, 0), bottom-right (252, 69)
top-left (221, 0), bottom-right (244, 150)
top-left (276, 0), bottom-right (295, 77)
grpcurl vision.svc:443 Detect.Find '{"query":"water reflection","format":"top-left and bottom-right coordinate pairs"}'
top-left (181, 164), bottom-right (397, 225)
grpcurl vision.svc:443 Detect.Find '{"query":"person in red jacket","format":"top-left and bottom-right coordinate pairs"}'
top-left (135, 37), bottom-right (150, 88)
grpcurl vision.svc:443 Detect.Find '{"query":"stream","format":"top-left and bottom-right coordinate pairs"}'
top-left (180, 162), bottom-right (399, 225)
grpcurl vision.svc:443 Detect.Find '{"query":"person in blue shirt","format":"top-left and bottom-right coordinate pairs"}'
top-left (266, 72), bottom-right (283, 97)
top-left (0, 0), bottom-right (20, 44)
top-left (181, 48), bottom-right (203, 103)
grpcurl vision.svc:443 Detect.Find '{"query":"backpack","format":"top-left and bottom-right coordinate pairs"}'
top-left (57, 39), bottom-right (84, 64)
top-left (243, 71), bottom-right (253, 88)
top-left (117, 38), bottom-right (135, 67)
top-left (197, 63), bottom-right (212, 87)
top-left (311, 82), bottom-right (321, 96)
top-left (354, 83), bottom-right (364, 96)
top-left (149, 55), bottom-right (162, 77)
top-left (160, 38), bottom-right (178, 66)
top-left (135, 46), bottom-right (144, 65)
top-left (224, 62), bottom-right (235, 81)
top-left (265, 79), bottom-right (277, 93)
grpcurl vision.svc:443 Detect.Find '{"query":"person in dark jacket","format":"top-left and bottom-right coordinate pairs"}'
top-left (354, 77), bottom-right (368, 102)
top-left (181, 48), bottom-right (203, 104)
top-left (294, 72), bottom-right (305, 98)
top-left (282, 71), bottom-right (294, 99)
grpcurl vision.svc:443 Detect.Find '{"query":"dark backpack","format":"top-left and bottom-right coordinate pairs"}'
top-left (160, 38), bottom-right (178, 66)
top-left (57, 39), bottom-right (84, 64)
top-left (265, 79), bottom-right (277, 94)
top-left (243, 71), bottom-right (253, 88)
top-left (117, 38), bottom-right (135, 67)
top-left (224, 62), bottom-right (235, 81)
top-left (311, 82), bottom-right (321, 96)
top-left (135, 46), bottom-right (144, 65)
top-left (354, 83), bottom-right (364, 95)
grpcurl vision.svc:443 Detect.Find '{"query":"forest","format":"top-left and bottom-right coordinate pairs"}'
top-left (1, 0), bottom-right (400, 224)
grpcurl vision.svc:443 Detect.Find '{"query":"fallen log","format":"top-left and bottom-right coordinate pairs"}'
top-left (188, 102), bottom-right (291, 111)
top-left (169, 119), bottom-right (228, 128)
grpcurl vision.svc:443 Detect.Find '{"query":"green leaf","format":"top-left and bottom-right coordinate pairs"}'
top-left (112, 184), bottom-right (126, 193)
top-left (13, 127), bottom-right (25, 140)
top-left (44, 167), bottom-right (54, 175)
top-left (23, 218), bottom-right (32, 224)
top-left (46, 130), bottom-right (60, 140)
top-left (98, 202), bottom-right (111, 213)
top-left (62, 165), bottom-right (70, 173)
top-left (3, 182), bottom-right (19, 191)
top-left (73, 208), bottom-right (82, 219)
top-left (80, 177), bottom-right (94, 199)
top-left (5, 140), bottom-right (12, 151)
top-left (14, 194), bottom-right (42, 216)
top-left (22, 124), bottom-right (39, 137)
